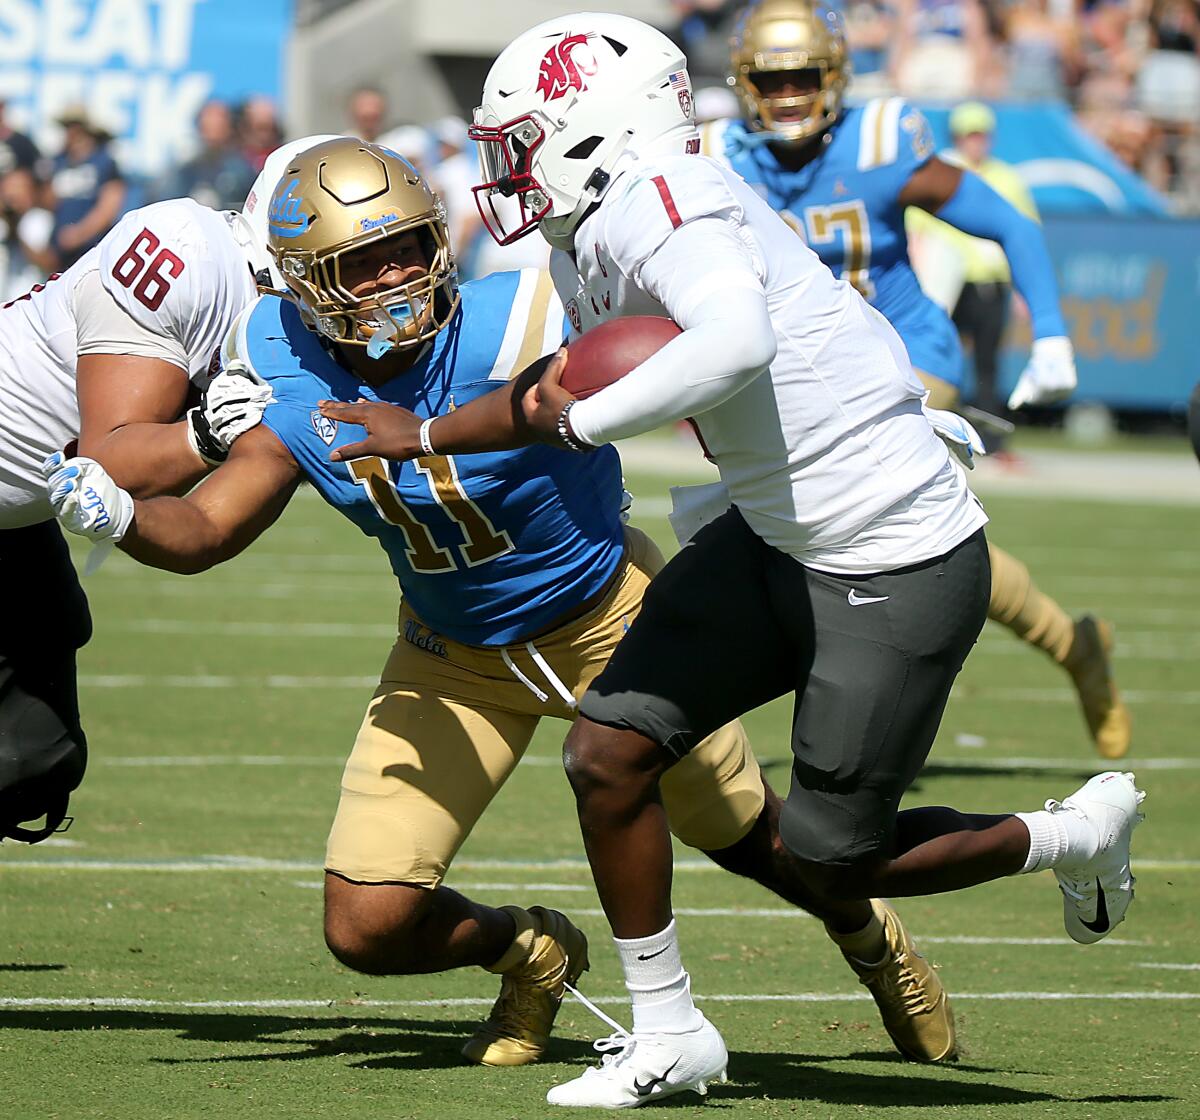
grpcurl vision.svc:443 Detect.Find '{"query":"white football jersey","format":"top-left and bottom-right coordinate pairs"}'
top-left (552, 154), bottom-right (986, 572)
top-left (0, 199), bottom-right (257, 529)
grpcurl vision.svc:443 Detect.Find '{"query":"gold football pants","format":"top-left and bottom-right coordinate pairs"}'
top-left (326, 526), bottom-right (765, 886)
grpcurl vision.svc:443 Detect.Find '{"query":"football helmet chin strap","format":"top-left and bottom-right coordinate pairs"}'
top-left (541, 130), bottom-right (634, 251)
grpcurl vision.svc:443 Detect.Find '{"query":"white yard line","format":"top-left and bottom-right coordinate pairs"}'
top-left (1135, 963), bottom-right (1200, 970)
top-left (0, 991), bottom-right (1195, 1012)
top-left (88, 752), bottom-right (1200, 774)
top-left (69, 674), bottom-right (1200, 705)
top-left (3, 855), bottom-right (1194, 874)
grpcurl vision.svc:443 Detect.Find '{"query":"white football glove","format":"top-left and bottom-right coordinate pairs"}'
top-left (187, 362), bottom-right (274, 465)
top-left (922, 403), bottom-right (986, 471)
top-left (1008, 335), bottom-right (1077, 411)
top-left (42, 453), bottom-right (134, 542)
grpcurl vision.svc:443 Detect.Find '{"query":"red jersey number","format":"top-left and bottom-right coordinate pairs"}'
top-left (111, 228), bottom-right (185, 312)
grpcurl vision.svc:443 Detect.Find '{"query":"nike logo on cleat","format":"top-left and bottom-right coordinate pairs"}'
top-left (636, 946), bottom-right (670, 961)
top-left (634, 1057), bottom-right (680, 1097)
top-left (1079, 879), bottom-right (1110, 933)
top-left (847, 589), bottom-right (889, 606)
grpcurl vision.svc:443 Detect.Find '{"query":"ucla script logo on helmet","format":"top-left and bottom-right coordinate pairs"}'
top-left (536, 32), bottom-right (598, 102)
top-left (268, 177), bottom-right (312, 239)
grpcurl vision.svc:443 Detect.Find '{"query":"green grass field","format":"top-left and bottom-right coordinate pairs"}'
top-left (2, 444), bottom-right (1198, 1119)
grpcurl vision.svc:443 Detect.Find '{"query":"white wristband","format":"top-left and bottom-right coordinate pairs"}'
top-left (419, 417), bottom-right (436, 457)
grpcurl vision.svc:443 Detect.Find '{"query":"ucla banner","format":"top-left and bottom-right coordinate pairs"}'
top-left (990, 216), bottom-right (1199, 411)
top-left (0, 0), bottom-right (292, 178)
top-left (918, 103), bottom-right (1170, 217)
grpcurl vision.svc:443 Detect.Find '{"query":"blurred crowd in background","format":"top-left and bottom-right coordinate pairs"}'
top-left (1, 0), bottom-right (1196, 304)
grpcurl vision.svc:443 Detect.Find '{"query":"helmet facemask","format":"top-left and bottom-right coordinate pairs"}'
top-left (469, 113), bottom-right (553, 245)
top-left (729, 0), bottom-right (849, 145)
top-left (278, 218), bottom-right (456, 357)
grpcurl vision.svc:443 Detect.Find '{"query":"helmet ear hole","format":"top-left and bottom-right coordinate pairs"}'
top-left (564, 136), bottom-right (603, 160)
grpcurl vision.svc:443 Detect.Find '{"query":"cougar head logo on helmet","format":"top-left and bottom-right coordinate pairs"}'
top-left (265, 137), bottom-right (459, 357)
top-left (730, 0), bottom-right (849, 145)
top-left (471, 12), bottom-right (698, 249)
top-left (537, 33), bottom-right (599, 102)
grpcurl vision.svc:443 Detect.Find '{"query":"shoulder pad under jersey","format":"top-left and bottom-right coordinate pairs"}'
top-left (853, 98), bottom-right (936, 174)
top-left (97, 199), bottom-right (257, 380)
top-left (600, 157), bottom-right (743, 280)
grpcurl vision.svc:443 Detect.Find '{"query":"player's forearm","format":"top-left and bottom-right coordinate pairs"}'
top-left (80, 420), bottom-right (210, 500)
top-left (427, 359), bottom-right (546, 454)
top-left (118, 496), bottom-right (231, 574)
top-left (936, 172), bottom-right (1067, 339)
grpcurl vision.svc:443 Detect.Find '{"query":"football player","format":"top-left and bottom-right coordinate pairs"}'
top-left (0, 166), bottom-right (296, 841)
top-left (698, 0), bottom-right (1128, 760)
top-left (314, 15), bottom-right (1146, 1107)
top-left (45, 137), bottom-right (959, 1075)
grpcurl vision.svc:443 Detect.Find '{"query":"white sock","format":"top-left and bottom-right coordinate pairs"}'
top-left (1016, 807), bottom-right (1098, 873)
top-left (613, 919), bottom-right (703, 1035)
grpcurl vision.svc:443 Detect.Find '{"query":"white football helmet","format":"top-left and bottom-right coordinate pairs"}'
top-left (236, 134), bottom-right (340, 290)
top-left (470, 12), bottom-right (699, 249)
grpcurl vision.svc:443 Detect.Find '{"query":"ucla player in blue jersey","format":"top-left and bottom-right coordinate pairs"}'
top-left (700, 0), bottom-right (1129, 760)
top-left (44, 138), bottom-right (961, 1070)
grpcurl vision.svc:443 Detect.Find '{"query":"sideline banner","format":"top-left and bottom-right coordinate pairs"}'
top-left (988, 216), bottom-right (1200, 411)
top-left (0, 0), bottom-right (292, 179)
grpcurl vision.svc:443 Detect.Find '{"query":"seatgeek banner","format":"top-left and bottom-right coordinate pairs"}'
top-left (985, 216), bottom-right (1200, 411)
top-left (0, 0), bottom-right (292, 178)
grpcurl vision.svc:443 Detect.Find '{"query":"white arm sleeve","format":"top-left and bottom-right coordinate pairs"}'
top-left (568, 219), bottom-right (776, 446)
top-left (72, 268), bottom-right (190, 370)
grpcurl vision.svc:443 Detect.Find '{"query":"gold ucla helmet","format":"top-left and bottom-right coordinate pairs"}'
top-left (266, 137), bottom-right (459, 354)
top-left (730, 0), bottom-right (849, 144)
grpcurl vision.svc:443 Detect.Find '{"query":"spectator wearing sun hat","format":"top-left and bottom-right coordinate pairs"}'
top-left (44, 105), bottom-right (125, 269)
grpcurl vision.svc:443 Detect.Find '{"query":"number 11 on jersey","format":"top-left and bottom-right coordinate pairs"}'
top-left (349, 454), bottom-right (515, 573)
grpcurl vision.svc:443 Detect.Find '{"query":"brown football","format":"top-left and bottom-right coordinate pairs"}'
top-left (561, 316), bottom-right (683, 399)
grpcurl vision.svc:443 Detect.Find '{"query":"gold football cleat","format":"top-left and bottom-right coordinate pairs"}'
top-left (837, 900), bottom-right (957, 1063)
top-left (462, 905), bottom-right (589, 1067)
top-left (1064, 615), bottom-right (1132, 760)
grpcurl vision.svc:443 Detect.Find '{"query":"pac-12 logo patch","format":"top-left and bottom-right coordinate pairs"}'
top-left (536, 33), bottom-right (598, 102)
top-left (311, 410), bottom-right (337, 445)
top-left (565, 298), bottom-right (582, 333)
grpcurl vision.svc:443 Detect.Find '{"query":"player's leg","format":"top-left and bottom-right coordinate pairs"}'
top-left (963, 282), bottom-right (1012, 452)
top-left (0, 521), bottom-right (92, 842)
top-left (575, 526), bottom-right (869, 930)
top-left (322, 627), bottom-right (587, 1066)
top-left (549, 510), bottom-right (795, 1105)
top-left (989, 542), bottom-right (1131, 758)
top-left (775, 529), bottom-right (1142, 945)
top-left (665, 724), bottom-right (873, 932)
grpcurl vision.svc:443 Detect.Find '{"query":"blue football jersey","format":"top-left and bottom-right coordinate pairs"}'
top-left (227, 269), bottom-right (625, 646)
top-left (703, 98), bottom-right (963, 386)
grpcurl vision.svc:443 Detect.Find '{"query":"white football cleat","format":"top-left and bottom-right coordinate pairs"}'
top-left (1047, 771), bottom-right (1146, 944)
top-left (546, 1015), bottom-right (728, 1109)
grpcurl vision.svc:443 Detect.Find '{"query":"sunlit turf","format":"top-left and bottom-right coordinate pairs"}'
top-left (1, 455), bottom-right (1197, 1119)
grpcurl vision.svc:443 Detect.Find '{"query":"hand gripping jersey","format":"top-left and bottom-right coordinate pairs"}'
top-left (0, 199), bottom-right (257, 528)
top-left (700, 99), bottom-right (964, 386)
top-left (235, 270), bottom-right (625, 646)
top-left (555, 153), bottom-right (986, 573)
